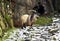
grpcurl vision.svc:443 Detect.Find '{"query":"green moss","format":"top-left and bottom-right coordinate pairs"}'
top-left (0, 28), bottom-right (2, 37)
top-left (53, 37), bottom-right (56, 40)
top-left (35, 16), bottom-right (52, 26)
top-left (5, 14), bottom-right (11, 22)
top-left (0, 38), bottom-right (2, 41)
top-left (0, 12), bottom-right (1, 16)
top-left (3, 27), bottom-right (16, 40)
top-left (18, 39), bottom-right (24, 41)
top-left (4, 13), bottom-right (14, 28)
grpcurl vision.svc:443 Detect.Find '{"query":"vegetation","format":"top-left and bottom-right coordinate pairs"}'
top-left (0, 0), bottom-right (60, 41)
top-left (2, 27), bottom-right (16, 41)
top-left (35, 16), bottom-right (52, 26)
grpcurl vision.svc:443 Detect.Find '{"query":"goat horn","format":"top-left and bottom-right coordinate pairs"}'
top-left (29, 10), bottom-right (36, 12)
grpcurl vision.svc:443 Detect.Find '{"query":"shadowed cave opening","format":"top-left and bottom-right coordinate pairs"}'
top-left (33, 2), bottom-right (45, 16)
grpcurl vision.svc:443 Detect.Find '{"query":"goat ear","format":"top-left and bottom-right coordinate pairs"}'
top-left (36, 16), bottom-right (39, 19)
top-left (36, 15), bottom-right (40, 18)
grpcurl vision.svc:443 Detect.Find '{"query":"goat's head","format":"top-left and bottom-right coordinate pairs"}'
top-left (33, 14), bottom-right (39, 21)
top-left (29, 10), bottom-right (39, 23)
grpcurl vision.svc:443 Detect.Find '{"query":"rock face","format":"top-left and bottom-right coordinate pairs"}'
top-left (3, 17), bottom-right (60, 41)
top-left (10, 0), bottom-right (37, 14)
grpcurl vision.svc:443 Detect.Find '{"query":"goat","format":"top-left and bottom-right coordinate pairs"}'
top-left (13, 10), bottom-right (39, 29)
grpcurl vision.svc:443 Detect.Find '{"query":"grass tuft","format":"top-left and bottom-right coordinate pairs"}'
top-left (35, 16), bottom-right (52, 26)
